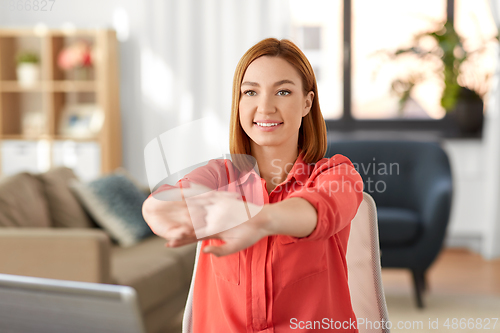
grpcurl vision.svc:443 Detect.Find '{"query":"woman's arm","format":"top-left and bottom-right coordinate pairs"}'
top-left (148, 155), bottom-right (362, 257)
top-left (203, 156), bottom-right (363, 256)
top-left (258, 197), bottom-right (318, 238)
top-left (201, 197), bottom-right (318, 257)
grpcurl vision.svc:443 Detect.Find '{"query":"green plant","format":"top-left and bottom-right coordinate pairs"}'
top-left (16, 51), bottom-right (39, 65)
top-left (375, 20), bottom-right (497, 113)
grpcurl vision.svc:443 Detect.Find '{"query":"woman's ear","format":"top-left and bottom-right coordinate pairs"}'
top-left (303, 91), bottom-right (314, 117)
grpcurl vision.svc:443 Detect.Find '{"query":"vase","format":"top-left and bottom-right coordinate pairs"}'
top-left (453, 102), bottom-right (484, 134)
top-left (72, 67), bottom-right (91, 80)
top-left (16, 63), bottom-right (40, 87)
top-left (450, 88), bottom-right (484, 135)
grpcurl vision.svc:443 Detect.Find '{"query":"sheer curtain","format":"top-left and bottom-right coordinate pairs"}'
top-left (140, 0), bottom-right (292, 157)
top-left (0, 0), bottom-right (292, 183)
top-left (483, 0), bottom-right (500, 258)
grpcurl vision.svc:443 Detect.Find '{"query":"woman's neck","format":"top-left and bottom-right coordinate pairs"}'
top-left (250, 141), bottom-right (300, 193)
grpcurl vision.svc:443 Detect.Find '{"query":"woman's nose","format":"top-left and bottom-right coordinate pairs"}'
top-left (257, 94), bottom-right (276, 114)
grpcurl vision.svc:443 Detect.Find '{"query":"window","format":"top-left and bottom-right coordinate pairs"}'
top-left (289, 0), bottom-right (497, 134)
top-left (454, 0), bottom-right (498, 104)
top-left (352, 0), bottom-right (447, 120)
top-left (290, 0), bottom-right (343, 119)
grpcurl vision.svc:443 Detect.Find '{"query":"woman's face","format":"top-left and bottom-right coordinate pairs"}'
top-left (239, 56), bottom-right (314, 151)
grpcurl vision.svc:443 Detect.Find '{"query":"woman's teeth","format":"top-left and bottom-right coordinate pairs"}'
top-left (256, 122), bottom-right (280, 127)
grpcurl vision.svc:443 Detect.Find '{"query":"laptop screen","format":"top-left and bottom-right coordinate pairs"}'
top-left (0, 273), bottom-right (146, 333)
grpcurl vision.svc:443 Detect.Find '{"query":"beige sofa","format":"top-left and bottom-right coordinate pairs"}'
top-left (0, 168), bottom-right (196, 333)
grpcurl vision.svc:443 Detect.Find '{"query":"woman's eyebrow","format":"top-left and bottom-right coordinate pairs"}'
top-left (274, 79), bottom-right (295, 86)
top-left (241, 79), bottom-right (296, 87)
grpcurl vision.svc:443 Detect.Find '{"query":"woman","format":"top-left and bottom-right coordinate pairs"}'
top-left (143, 38), bottom-right (363, 332)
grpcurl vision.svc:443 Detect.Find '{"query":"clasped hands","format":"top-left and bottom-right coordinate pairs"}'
top-left (142, 184), bottom-right (268, 257)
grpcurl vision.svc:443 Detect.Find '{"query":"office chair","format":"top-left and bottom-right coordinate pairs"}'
top-left (327, 140), bottom-right (453, 308)
top-left (182, 193), bottom-right (391, 332)
top-left (347, 192), bottom-right (390, 333)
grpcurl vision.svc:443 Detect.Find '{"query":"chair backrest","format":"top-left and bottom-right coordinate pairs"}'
top-left (182, 192), bottom-right (390, 333)
top-left (182, 241), bottom-right (200, 333)
top-left (347, 192), bottom-right (390, 333)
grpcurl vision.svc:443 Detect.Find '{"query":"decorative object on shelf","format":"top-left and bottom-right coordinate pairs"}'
top-left (16, 51), bottom-right (40, 87)
top-left (0, 28), bottom-right (121, 178)
top-left (58, 103), bottom-right (104, 138)
top-left (57, 39), bottom-right (94, 80)
top-left (374, 20), bottom-right (498, 133)
top-left (22, 110), bottom-right (45, 136)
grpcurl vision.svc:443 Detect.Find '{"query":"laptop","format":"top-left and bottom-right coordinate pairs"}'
top-left (0, 273), bottom-right (147, 333)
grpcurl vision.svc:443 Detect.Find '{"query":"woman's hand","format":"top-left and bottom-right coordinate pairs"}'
top-left (143, 184), bottom-right (269, 255)
top-left (142, 185), bottom-right (211, 247)
top-left (143, 183), bottom-right (318, 256)
top-left (202, 217), bottom-right (269, 257)
top-left (198, 191), bottom-right (268, 257)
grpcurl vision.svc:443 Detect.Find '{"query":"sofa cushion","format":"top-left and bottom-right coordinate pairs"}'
top-left (377, 206), bottom-right (421, 245)
top-left (37, 167), bottom-right (94, 229)
top-left (70, 171), bottom-right (153, 247)
top-left (0, 173), bottom-right (51, 228)
top-left (111, 236), bottom-right (196, 313)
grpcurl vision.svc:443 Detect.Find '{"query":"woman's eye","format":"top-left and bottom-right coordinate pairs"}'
top-left (277, 90), bottom-right (291, 96)
top-left (244, 90), bottom-right (256, 96)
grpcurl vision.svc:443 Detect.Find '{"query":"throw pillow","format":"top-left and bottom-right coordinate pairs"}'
top-left (70, 171), bottom-right (153, 247)
top-left (37, 167), bottom-right (94, 228)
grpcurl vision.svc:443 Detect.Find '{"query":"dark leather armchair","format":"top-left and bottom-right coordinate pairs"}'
top-left (326, 140), bottom-right (453, 308)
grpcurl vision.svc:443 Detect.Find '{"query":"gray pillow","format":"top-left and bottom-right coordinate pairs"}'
top-left (70, 172), bottom-right (153, 247)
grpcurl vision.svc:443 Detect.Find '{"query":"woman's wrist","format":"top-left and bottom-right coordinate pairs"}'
top-left (252, 203), bottom-right (276, 237)
top-left (251, 198), bottom-right (318, 239)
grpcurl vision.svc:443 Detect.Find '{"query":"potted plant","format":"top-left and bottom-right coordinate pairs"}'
top-left (16, 51), bottom-right (40, 87)
top-left (375, 20), bottom-right (497, 133)
top-left (57, 40), bottom-right (94, 80)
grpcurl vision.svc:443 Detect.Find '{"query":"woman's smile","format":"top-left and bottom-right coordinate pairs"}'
top-left (253, 120), bottom-right (284, 131)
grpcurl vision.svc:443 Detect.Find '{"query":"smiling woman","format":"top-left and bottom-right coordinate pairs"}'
top-left (238, 56), bottom-right (315, 190)
top-left (142, 38), bottom-right (364, 333)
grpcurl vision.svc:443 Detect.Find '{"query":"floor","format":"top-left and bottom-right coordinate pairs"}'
top-left (381, 248), bottom-right (500, 332)
top-left (381, 247), bottom-right (500, 296)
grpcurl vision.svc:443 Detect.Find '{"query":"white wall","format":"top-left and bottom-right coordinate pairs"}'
top-left (1, 0), bottom-right (291, 184)
top-left (483, 0), bottom-right (500, 258)
top-left (442, 139), bottom-right (485, 253)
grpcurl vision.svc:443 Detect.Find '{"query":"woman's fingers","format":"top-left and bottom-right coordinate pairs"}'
top-left (165, 235), bottom-right (198, 247)
top-left (202, 232), bottom-right (253, 256)
top-left (203, 240), bottom-right (243, 257)
top-left (185, 196), bottom-right (212, 206)
top-left (165, 226), bottom-right (191, 239)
